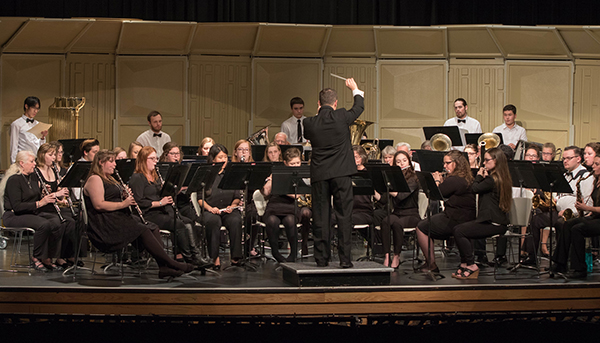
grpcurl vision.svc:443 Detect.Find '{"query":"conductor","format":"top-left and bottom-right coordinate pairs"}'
top-left (303, 78), bottom-right (364, 268)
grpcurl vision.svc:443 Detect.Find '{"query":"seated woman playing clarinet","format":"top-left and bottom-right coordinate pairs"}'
top-left (451, 147), bottom-right (513, 279)
top-left (198, 144), bottom-right (243, 269)
top-left (83, 149), bottom-right (193, 279)
top-left (0, 150), bottom-right (76, 272)
top-left (261, 147), bottom-right (311, 262)
top-left (129, 146), bottom-right (204, 267)
top-left (381, 150), bottom-right (421, 268)
top-left (415, 151), bottom-right (477, 273)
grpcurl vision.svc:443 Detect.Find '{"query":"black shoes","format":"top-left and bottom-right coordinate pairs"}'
top-left (340, 261), bottom-right (353, 269)
top-left (567, 270), bottom-right (587, 279)
top-left (316, 260), bottom-right (329, 267)
top-left (519, 255), bottom-right (537, 266)
top-left (549, 263), bottom-right (567, 274)
top-left (488, 256), bottom-right (508, 267)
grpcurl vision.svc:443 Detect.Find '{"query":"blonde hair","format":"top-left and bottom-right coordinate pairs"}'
top-left (0, 151), bottom-right (35, 215)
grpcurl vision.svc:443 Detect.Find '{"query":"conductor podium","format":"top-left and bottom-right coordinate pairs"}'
top-left (281, 261), bottom-right (393, 287)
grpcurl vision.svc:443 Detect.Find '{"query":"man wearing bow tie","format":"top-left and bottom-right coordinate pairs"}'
top-left (136, 110), bottom-right (171, 156)
top-left (10, 96), bottom-right (48, 163)
top-left (443, 98), bottom-right (482, 134)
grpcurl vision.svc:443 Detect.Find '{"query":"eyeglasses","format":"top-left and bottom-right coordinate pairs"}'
top-left (563, 156), bottom-right (578, 161)
top-left (542, 152), bottom-right (553, 156)
top-left (483, 158), bottom-right (494, 162)
top-left (148, 156), bottom-right (158, 161)
top-left (237, 148), bottom-right (250, 152)
top-left (168, 152), bottom-right (181, 156)
top-left (525, 154), bottom-right (539, 158)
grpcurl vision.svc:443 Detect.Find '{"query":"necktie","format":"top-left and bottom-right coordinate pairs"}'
top-left (153, 133), bottom-right (162, 138)
top-left (26, 118), bottom-right (34, 124)
top-left (458, 119), bottom-right (466, 124)
top-left (297, 119), bottom-right (302, 143)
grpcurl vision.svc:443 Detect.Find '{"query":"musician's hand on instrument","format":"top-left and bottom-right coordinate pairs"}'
top-left (432, 171), bottom-right (443, 182)
top-left (223, 206), bottom-right (233, 213)
top-left (56, 188), bottom-right (69, 198)
top-left (123, 195), bottom-right (136, 208)
top-left (161, 196), bottom-right (173, 205)
top-left (477, 167), bottom-right (487, 177)
top-left (346, 78), bottom-right (358, 91)
top-left (558, 210), bottom-right (565, 217)
top-left (179, 186), bottom-right (188, 194)
top-left (508, 143), bottom-right (516, 149)
top-left (575, 201), bottom-right (587, 211)
top-left (208, 206), bottom-right (219, 214)
top-left (42, 193), bottom-right (56, 205)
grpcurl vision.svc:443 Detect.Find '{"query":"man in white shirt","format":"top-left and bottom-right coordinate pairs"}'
top-left (280, 97), bottom-right (306, 144)
top-left (493, 104), bottom-right (527, 149)
top-left (10, 96), bottom-right (48, 163)
top-left (395, 142), bottom-right (421, 171)
top-left (136, 110), bottom-right (171, 156)
top-left (443, 98), bottom-right (482, 134)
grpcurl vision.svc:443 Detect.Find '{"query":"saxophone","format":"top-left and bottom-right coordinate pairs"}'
top-left (563, 172), bottom-right (594, 220)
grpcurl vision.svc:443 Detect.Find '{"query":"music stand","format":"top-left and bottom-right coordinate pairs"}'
top-left (251, 145), bottom-right (267, 162)
top-left (156, 162), bottom-right (177, 180)
top-left (182, 155), bottom-right (207, 163)
top-left (413, 150), bottom-right (446, 173)
top-left (351, 170), bottom-right (377, 262)
top-left (414, 171), bottom-right (445, 281)
top-left (365, 163), bottom-right (411, 268)
top-left (219, 162), bottom-right (273, 271)
top-left (115, 159), bottom-right (136, 184)
top-left (423, 126), bottom-right (464, 147)
top-left (57, 161), bottom-right (92, 278)
top-left (59, 138), bottom-right (88, 164)
top-left (159, 164), bottom-right (191, 262)
top-left (361, 139), bottom-right (394, 151)
top-left (180, 146), bottom-right (200, 156)
top-left (532, 163), bottom-right (573, 279)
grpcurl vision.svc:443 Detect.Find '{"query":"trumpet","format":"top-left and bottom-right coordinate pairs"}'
top-left (114, 169), bottom-right (148, 225)
top-left (33, 167), bottom-right (66, 223)
top-left (52, 162), bottom-right (77, 218)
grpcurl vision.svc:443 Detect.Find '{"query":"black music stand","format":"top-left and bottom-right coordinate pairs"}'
top-left (271, 164), bottom-right (311, 262)
top-left (532, 163), bottom-right (573, 279)
top-left (251, 145), bottom-right (267, 162)
top-left (351, 170), bottom-right (377, 262)
top-left (156, 162), bottom-right (177, 180)
top-left (115, 159), bottom-right (136, 184)
top-left (423, 126), bottom-right (464, 147)
top-left (159, 164), bottom-right (191, 262)
top-left (57, 161), bottom-right (92, 278)
top-left (220, 162), bottom-right (273, 271)
top-left (365, 163), bottom-right (411, 269)
top-left (414, 171), bottom-right (445, 281)
top-left (182, 155), bottom-right (207, 163)
top-left (59, 138), bottom-right (88, 164)
top-left (180, 146), bottom-right (200, 156)
top-left (361, 139), bottom-right (394, 152)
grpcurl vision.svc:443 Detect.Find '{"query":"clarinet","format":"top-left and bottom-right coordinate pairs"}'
top-left (155, 167), bottom-right (181, 217)
top-left (52, 162), bottom-right (77, 218)
top-left (34, 167), bottom-right (66, 223)
top-left (114, 169), bottom-right (148, 225)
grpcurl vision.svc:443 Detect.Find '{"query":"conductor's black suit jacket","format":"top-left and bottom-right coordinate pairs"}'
top-left (303, 95), bottom-right (364, 182)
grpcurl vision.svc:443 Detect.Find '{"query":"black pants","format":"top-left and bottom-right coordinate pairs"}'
top-left (2, 211), bottom-right (75, 261)
top-left (517, 209), bottom-right (558, 256)
top-left (145, 206), bottom-right (195, 257)
top-left (381, 212), bottom-right (420, 255)
top-left (454, 220), bottom-right (507, 265)
top-left (312, 176), bottom-right (353, 264)
top-left (202, 210), bottom-right (242, 260)
top-left (264, 208), bottom-right (310, 263)
top-left (553, 216), bottom-right (600, 271)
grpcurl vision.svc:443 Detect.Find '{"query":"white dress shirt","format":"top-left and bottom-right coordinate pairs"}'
top-left (493, 123), bottom-right (527, 147)
top-left (443, 116), bottom-right (482, 134)
top-left (281, 115), bottom-right (307, 144)
top-left (10, 114), bottom-right (46, 163)
top-left (136, 130), bottom-right (171, 156)
top-left (556, 164), bottom-right (594, 216)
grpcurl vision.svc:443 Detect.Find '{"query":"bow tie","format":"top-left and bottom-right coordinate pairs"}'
top-left (457, 119), bottom-right (466, 124)
top-left (26, 118), bottom-right (34, 124)
top-left (153, 133), bottom-right (162, 138)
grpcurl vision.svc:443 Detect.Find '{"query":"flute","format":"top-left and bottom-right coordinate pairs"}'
top-left (34, 167), bottom-right (66, 223)
top-left (114, 169), bottom-right (148, 225)
top-left (52, 162), bottom-right (77, 218)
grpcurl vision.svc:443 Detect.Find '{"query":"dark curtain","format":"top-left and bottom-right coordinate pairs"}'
top-left (0, 0), bottom-right (599, 26)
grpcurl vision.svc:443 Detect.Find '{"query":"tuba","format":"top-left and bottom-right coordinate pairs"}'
top-left (477, 133), bottom-right (501, 149)
top-left (349, 120), bottom-right (381, 159)
top-left (248, 125), bottom-right (270, 145)
top-left (431, 133), bottom-right (452, 152)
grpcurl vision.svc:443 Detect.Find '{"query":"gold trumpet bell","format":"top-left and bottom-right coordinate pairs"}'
top-left (477, 133), bottom-right (501, 149)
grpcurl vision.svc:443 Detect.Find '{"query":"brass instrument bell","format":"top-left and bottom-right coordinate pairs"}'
top-left (477, 133), bottom-right (501, 149)
top-left (430, 133), bottom-right (452, 152)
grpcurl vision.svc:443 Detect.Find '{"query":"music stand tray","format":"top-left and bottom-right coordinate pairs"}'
top-left (59, 138), bottom-right (89, 164)
top-left (58, 161), bottom-right (92, 188)
top-left (115, 159), bottom-right (136, 184)
top-left (423, 126), bottom-right (464, 147)
top-left (271, 165), bottom-right (311, 195)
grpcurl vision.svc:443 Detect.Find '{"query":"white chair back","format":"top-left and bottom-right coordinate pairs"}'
top-left (80, 196), bottom-right (89, 225)
top-left (509, 189), bottom-right (534, 227)
top-left (253, 190), bottom-right (268, 217)
top-left (190, 192), bottom-right (202, 217)
top-left (417, 192), bottom-right (429, 219)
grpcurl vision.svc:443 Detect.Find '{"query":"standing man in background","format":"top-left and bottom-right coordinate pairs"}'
top-left (136, 110), bottom-right (171, 156)
top-left (281, 97), bottom-right (306, 144)
top-left (10, 96), bottom-right (48, 163)
top-left (304, 78), bottom-right (364, 268)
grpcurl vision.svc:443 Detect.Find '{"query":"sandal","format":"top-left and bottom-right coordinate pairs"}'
top-left (456, 267), bottom-right (479, 280)
top-left (451, 267), bottom-right (465, 279)
top-left (32, 260), bottom-right (48, 273)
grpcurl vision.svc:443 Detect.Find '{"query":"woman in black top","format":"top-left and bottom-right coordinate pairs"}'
top-left (551, 153), bottom-right (600, 278)
top-left (416, 151), bottom-right (477, 273)
top-left (84, 149), bottom-right (193, 279)
top-left (381, 150), bottom-right (420, 268)
top-left (197, 144), bottom-right (242, 269)
top-left (261, 148), bottom-right (311, 262)
top-left (130, 146), bottom-right (203, 266)
top-left (452, 147), bottom-right (513, 279)
top-left (1, 150), bottom-right (75, 272)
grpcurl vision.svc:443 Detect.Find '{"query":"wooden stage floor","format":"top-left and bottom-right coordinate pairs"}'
top-left (1, 239), bottom-right (600, 320)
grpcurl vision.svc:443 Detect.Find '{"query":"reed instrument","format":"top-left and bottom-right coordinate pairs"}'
top-left (33, 167), bottom-right (66, 222)
top-left (52, 162), bottom-right (77, 217)
top-left (114, 169), bottom-right (148, 225)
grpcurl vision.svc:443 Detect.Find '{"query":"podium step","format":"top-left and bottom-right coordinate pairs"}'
top-left (281, 261), bottom-right (393, 287)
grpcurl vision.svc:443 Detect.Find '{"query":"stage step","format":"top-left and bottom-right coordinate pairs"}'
top-left (281, 261), bottom-right (393, 287)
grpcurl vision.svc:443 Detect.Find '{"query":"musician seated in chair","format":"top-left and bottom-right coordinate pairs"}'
top-left (415, 151), bottom-right (476, 274)
top-left (197, 144), bottom-right (243, 269)
top-left (261, 147), bottom-right (311, 262)
top-left (263, 141), bottom-right (283, 162)
top-left (0, 150), bottom-right (75, 272)
top-left (130, 146), bottom-right (204, 267)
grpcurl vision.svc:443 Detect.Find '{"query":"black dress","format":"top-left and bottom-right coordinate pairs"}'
top-left (84, 180), bottom-right (148, 252)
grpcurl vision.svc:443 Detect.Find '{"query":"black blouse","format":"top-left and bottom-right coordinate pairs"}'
top-left (391, 175), bottom-right (420, 216)
top-left (129, 173), bottom-right (164, 214)
top-left (205, 172), bottom-right (241, 209)
top-left (439, 175), bottom-right (477, 223)
top-left (472, 174), bottom-right (509, 225)
top-left (3, 173), bottom-right (42, 215)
